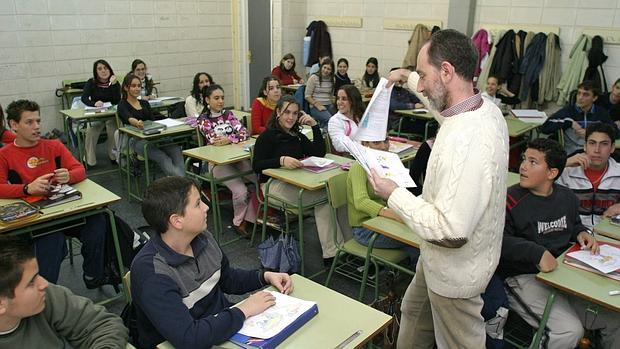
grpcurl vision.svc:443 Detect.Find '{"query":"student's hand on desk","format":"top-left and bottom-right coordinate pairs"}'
top-left (264, 272), bottom-right (294, 294)
top-left (538, 250), bottom-right (558, 272)
top-left (281, 156), bottom-right (302, 169)
top-left (27, 173), bottom-right (55, 195)
top-left (212, 136), bottom-right (231, 146)
top-left (52, 168), bottom-right (70, 184)
top-left (94, 101), bottom-right (104, 107)
top-left (577, 231), bottom-right (599, 255)
top-left (238, 291), bottom-right (276, 318)
top-left (566, 153), bottom-right (590, 169)
top-left (603, 203), bottom-right (620, 217)
top-left (368, 169), bottom-right (399, 200)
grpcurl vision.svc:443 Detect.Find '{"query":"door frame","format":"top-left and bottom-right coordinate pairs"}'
top-left (239, 0), bottom-right (273, 109)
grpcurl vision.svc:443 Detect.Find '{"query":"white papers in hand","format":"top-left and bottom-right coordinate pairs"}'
top-left (354, 77), bottom-right (393, 142)
top-left (237, 291), bottom-right (316, 339)
top-left (567, 244), bottom-right (620, 274)
top-left (343, 141), bottom-right (416, 188)
top-left (154, 118), bottom-right (184, 128)
top-left (301, 156), bottom-right (334, 168)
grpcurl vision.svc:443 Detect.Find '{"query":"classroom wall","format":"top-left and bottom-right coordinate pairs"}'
top-left (272, 0), bottom-right (306, 75)
top-left (474, 0), bottom-right (620, 92)
top-left (0, 0), bottom-right (234, 132)
top-left (297, 0), bottom-right (450, 81)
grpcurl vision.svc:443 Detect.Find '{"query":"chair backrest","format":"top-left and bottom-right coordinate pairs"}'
top-left (196, 127), bottom-right (205, 146)
top-left (326, 172), bottom-right (348, 210)
top-left (123, 271), bottom-right (132, 302)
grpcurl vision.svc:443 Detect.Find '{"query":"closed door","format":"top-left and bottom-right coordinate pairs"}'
top-left (248, 0), bottom-right (271, 103)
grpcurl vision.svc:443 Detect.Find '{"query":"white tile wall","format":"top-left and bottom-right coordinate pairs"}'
top-left (0, 0), bottom-right (235, 132)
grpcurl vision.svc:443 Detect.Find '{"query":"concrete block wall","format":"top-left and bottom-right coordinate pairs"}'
top-left (0, 0), bottom-right (233, 132)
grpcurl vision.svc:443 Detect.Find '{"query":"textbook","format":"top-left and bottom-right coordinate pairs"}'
top-left (301, 157), bottom-right (339, 173)
top-left (388, 140), bottom-right (415, 154)
top-left (230, 291), bottom-right (318, 349)
top-left (563, 242), bottom-right (620, 281)
top-left (0, 201), bottom-right (39, 224)
top-left (510, 109), bottom-right (547, 124)
top-left (24, 184), bottom-right (82, 209)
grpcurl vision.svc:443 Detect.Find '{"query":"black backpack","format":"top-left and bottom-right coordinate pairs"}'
top-left (104, 214), bottom-right (149, 290)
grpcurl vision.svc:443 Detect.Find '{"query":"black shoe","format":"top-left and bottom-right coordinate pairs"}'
top-left (323, 257), bottom-right (335, 268)
top-left (84, 275), bottom-right (120, 293)
top-left (110, 159), bottom-right (118, 166)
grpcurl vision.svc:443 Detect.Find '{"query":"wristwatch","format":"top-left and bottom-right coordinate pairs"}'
top-left (23, 184), bottom-right (29, 195)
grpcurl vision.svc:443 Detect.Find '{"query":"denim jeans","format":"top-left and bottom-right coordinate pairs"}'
top-left (309, 104), bottom-right (336, 128)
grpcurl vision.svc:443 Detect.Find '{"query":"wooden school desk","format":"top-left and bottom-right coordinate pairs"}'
top-left (0, 179), bottom-right (128, 303)
top-left (155, 274), bottom-right (392, 349)
top-left (118, 122), bottom-right (194, 201)
top-left (393, 109), bottom-right (436, 140)
top-left (532, 235), bottom-right (620, 348)
top-left (261, 154), bottom-right (352, 275)
top-left (183, 138), bottom-right (255, 243)
top-left (593, 218), bottom-right (620, 241)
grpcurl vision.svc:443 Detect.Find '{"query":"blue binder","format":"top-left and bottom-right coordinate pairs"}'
top-left (229, 303), bottom-right (318, 349)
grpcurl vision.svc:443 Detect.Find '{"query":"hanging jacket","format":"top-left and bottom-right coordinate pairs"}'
top-left (490, 30), bottom-right (517, 86)
top-left (557, 35), bottom-right (590, 105)
top-left (478, 30), bottom-right (505, 92)
top-left (583, 35), bottom-right (608, 93)
top-left (538, 33), bottom-right (561, 105)
top-left (472, 29), bottom-right (492, 78)
top-left (402, 24), bottom-right (431, 69)
top-left (305, 21), bottom-right (332, 67)
top-left (519, 32), bottom-right (547, 101)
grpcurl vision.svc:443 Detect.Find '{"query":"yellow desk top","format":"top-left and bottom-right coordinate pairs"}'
top-left (363, 216), bottom-right (421, 249)
top-left (505, 117), bottom-right (540, 138)
top-left (536, 235), bottom-right (620, 312)
top-left (59, 107), bottom-right (117, 120)
top-left (183, 139), bottom-right (255, 165)
top-left (157, 274), bottom-right (391, 349)
top-left (593, 218), bottom-right (620, 241)
top-left (263, 154), bottom-right (352, 191)
top-left (507, 172), bottom-right (520, 187)
top-left (119, 123), bottom-right (194, 140)
top-left (0, 179), bottom-right (120, 233)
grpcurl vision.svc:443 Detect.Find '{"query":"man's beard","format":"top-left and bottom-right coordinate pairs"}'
top-left (426, 79), bottom-right (447, 111)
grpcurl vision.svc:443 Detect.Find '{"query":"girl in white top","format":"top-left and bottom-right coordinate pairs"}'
top-left (184, 72), bottom-right (214, 118)
top-left (328, 84), bottom-right (364, 153)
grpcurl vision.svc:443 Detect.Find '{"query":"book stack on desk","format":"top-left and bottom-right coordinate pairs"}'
top-left (564, 242), bottom-right (620, 281)
top-left (0, 202), bottom-right (39, 224)
top-left (230, 291), bottom-right (318, 349)
top-left (25, 184), bottom-right (82, 209)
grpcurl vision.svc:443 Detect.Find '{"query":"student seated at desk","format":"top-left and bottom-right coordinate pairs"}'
top-left (0, 100), bottom-right (110, 288)
top-left (387, 66), bottom-right (423, 131)
top-left (185, 72), bottom-right (214, 118)
top-left (355, 57), bottom-right (380, 94)
top-left (130, 59), bottom-right (157, 101)
top-left (271, 53), bottom-right (304, 86)
top-left (557, 123), bottom-right (620, 229)
top-left (347, 139), bottom-right (419, 265)
top-left (131, 176), bottom-right (293, 349)
top-left (498, 138), bottom-right (620, 349)
top-left (81, 59), bottom-right (120, 167)
top-left (197, 84), bottom-right (256, 237)
top-left (481, 75), bottom-right (520, 109)
top-left (595, 77), bottom-right (620, 123)
top-left (251, 76), bottom-right (282, 135)
top-left (252, 95), bottom-right (343, 266)
top-left (305, 58), bottom-right (336, 128)
top-left (334, 58), bottom-right (351, 96)
top-left (0, 103), bottom-right (16, 146)
top-left (328, 84), bottom-right (363, 154)
top-left (0, 236), bottom-right (128, 348)
top-left (541, 80), bottom-right (615, 156)
top-left (118, 74), bottom-right (185, 177)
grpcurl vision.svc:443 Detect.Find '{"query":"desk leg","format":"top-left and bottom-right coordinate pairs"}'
top-left (531, 289), bottom-right (556, 348)
top-left (209, 170), bottom-right (222, 241)
top-left (143, 141), bottom-right (151, 190)
top-left (77, 120), bottom-right (86, 168)
top-left (104, 208), bottom-right (130, 303)
top-left (297, 189), bottom-right (306, 276)
top-left (359, 233), bottom-right (379, 301)
top-left (260, 179), bottom-right (273, 243)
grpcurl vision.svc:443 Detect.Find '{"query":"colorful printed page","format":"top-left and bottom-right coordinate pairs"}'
top-left (567, 244), bottom-right (620, 274)
top-left (343, 141), bottom-right (416, 188)
top-left (237, 291), bottom-right (316, 339)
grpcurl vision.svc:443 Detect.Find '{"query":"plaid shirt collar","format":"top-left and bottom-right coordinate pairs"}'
top-left (440, 90), bottom-right (483, 118)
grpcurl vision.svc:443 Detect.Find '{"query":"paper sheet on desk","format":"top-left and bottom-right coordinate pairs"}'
top-left (84, 102), bottom-right (112, 111)
top-left (301, 156), bottom-right (334, 168)
top-left (154, 118), bottom-right (185, 128)
top-left (354, 78), bottom-right (393, 142)
top-left (344, 141), bottom-right (416, 188)
top-left (567, 244), bottom-right (620, 274)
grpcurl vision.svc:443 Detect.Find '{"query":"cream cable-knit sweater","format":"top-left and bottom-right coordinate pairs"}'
top-left (388, 77), bottom-right (509, 298)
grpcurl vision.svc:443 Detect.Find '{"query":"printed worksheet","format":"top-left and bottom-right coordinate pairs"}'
top-left (237, 291), bottom-right (316, 339)
top-left (567, 244), bottom-right (620, 274)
